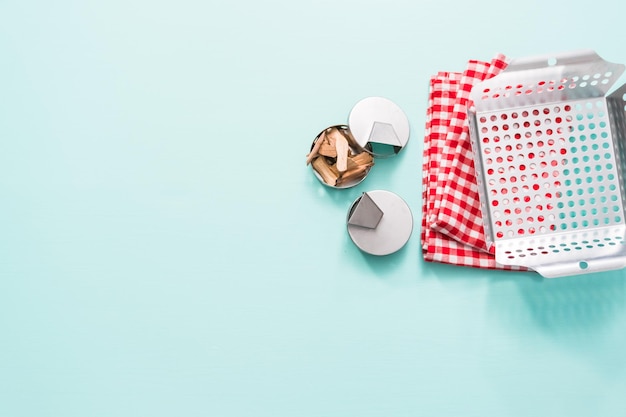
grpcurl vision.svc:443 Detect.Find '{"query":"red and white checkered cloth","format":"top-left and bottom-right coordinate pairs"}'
top-left (421, 54), bottom-right (526, 270)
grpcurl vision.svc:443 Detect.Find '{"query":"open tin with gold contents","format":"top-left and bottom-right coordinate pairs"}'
top-left (306, 97), bottom-right (410, 188)
top-left (307, 125), bottom-right (374, 188)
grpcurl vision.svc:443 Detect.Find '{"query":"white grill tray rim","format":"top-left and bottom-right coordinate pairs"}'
top-left (468, 50), bottom-right (626, 277)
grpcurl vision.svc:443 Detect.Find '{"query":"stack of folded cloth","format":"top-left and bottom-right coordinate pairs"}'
top-left (421, 53), bottom-right (526, 270)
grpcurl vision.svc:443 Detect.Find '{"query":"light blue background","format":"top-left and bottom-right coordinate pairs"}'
top-left (2, 0), bottom-right (626, 416)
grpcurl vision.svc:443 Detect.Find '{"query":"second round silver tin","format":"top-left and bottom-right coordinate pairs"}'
top-left (346, 190), bottom-right (413, 255)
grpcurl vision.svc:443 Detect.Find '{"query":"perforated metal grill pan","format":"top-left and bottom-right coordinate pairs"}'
top-left (468, 50), bottom-right (626, 277)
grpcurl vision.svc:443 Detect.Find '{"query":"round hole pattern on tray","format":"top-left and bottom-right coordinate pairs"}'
top-left (502, 236), bottom-right (625, 260)
top-left (479, 72), bottom-right (616, 101)
top-left (477, 100), bottom-right (623, 240)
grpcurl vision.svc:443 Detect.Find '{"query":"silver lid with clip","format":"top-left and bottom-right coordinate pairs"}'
top-left (348, 96), bottom-right (411, 158)
top-left (346, 190), bottom-right (413, 255)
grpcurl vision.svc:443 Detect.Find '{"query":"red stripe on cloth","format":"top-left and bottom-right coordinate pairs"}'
top-left (421, 54), bottom-right (527, 271)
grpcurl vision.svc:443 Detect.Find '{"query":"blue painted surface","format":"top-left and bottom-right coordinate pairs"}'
top-left (1, 1), bottom-right (626, 415)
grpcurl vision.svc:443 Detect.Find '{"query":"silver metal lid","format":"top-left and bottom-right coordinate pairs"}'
top-left (348, 97), bottom-right (410, 157)
top-left (347, 190), bottom-right (413, 255)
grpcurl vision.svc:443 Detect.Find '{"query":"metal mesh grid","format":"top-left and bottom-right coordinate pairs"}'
top-left (468, 51), bottom-right (626, 277)
top-left (476, 100), bottom-right (623, 238)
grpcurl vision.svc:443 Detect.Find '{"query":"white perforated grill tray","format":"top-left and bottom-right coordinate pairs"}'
top-left (468, 50), bottom-right (626, 277)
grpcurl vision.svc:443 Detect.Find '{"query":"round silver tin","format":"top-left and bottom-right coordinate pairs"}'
top-left (309, 125), bottom-right (373, 189)
top-left (348, 97), bottom-right (410, 157)
top-left (346, 190), bottom-right (413, 255)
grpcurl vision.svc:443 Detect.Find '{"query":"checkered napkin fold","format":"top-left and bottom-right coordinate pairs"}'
top-left (421, 54), bottom-right (526, 270)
